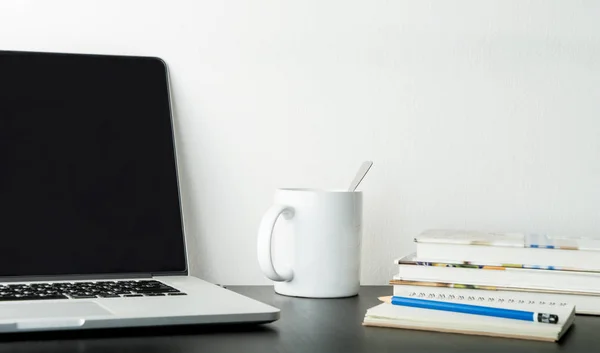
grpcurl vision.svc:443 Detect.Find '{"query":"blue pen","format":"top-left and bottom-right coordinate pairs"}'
top-left (379, 296), bottom-right (558, 324)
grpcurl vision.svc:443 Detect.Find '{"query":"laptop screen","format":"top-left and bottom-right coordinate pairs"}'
top-left (0, 51), bottom-right (187, 278)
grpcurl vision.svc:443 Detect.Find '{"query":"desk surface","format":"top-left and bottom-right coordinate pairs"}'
top-left (0, 286), bottom-right (597, 352)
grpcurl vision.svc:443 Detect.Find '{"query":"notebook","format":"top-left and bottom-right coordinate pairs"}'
top-left (392, 281), bottom-right (600, 315)
top-left (363, 299), bottom-right (575, 342)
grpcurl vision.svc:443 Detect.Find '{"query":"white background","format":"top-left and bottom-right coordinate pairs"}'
top-left (1, 0), bottom-right (599, 285)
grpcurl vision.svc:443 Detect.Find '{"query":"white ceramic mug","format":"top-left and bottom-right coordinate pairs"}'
top-left (257, 188), bottom-right (362, 298)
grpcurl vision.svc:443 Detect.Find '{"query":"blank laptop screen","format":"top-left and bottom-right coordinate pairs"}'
top-left (0, 51), bottom-right (186, 277)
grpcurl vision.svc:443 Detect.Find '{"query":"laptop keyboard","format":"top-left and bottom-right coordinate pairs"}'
top-left (0, 280), bottom-right (187, 301)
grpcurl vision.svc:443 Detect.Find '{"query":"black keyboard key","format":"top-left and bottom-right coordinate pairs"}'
top-left (137, 281), bottom-right (161, 286)
top-left (133, 288), bottom-right (179, 294)
top-left (124, 294), bottom-right (143, 297)
top-left (168, 293), bottom-right (187, 296)
top-left (144, 293), bottom-right (165, 296)
top-left (99, 294), bottom-right (120, 298)
top-left (52, 283), bottom-right (72, 287)
top-left (0, 295), bottom-right (68, 301)
top-left (71, 295), bottom-right (97, 299)
top-left (39, 295), bottom-right (69, 300)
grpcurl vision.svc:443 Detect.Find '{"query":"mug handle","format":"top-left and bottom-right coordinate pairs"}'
top-left (257, 204), bottom-right (295, 282)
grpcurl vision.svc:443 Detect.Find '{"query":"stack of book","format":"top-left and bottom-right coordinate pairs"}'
top-left (392, 229), bottom-right (600, 315)
top-left (362, 229), bottom-right (592, 341)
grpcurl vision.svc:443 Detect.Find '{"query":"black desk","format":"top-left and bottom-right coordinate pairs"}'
top-left (0, 286), bottom-right (597, 352)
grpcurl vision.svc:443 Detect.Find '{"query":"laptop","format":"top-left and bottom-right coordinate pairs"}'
top-left (0, 50), bottom-right (279, 333)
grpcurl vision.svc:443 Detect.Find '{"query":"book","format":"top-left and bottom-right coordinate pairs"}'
top-left (391, 280), bottom-right (600, 315)
top-left (395, 253), bottom-right (600, 272)
top-left (415, 229), bottom-right (600, 250)
top-left (390, 278), bottom-right (600, 295)
top-left (396, 253), bottom-right (600, 294)
top-left (415, 229), bottom-right (600, 271)
top-left (363, 300), bottom-right (575, 342)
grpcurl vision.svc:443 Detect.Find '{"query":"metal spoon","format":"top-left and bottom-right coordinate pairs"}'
top-left (347, 161), bottom-right (373, 191)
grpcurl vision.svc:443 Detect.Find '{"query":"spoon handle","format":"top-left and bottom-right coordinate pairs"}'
top-left (348, 161), bottom-right (373, 192)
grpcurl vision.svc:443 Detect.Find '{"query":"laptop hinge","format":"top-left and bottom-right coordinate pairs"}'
top-left (0, 273), bottom-right (153, 283)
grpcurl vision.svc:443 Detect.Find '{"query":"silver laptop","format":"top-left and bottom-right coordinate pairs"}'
top-left (0, 50), bottom-right (279, 333)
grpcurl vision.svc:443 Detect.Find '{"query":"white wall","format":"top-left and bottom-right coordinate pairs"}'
top-left (1, 0), bottom-right (599, 285)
